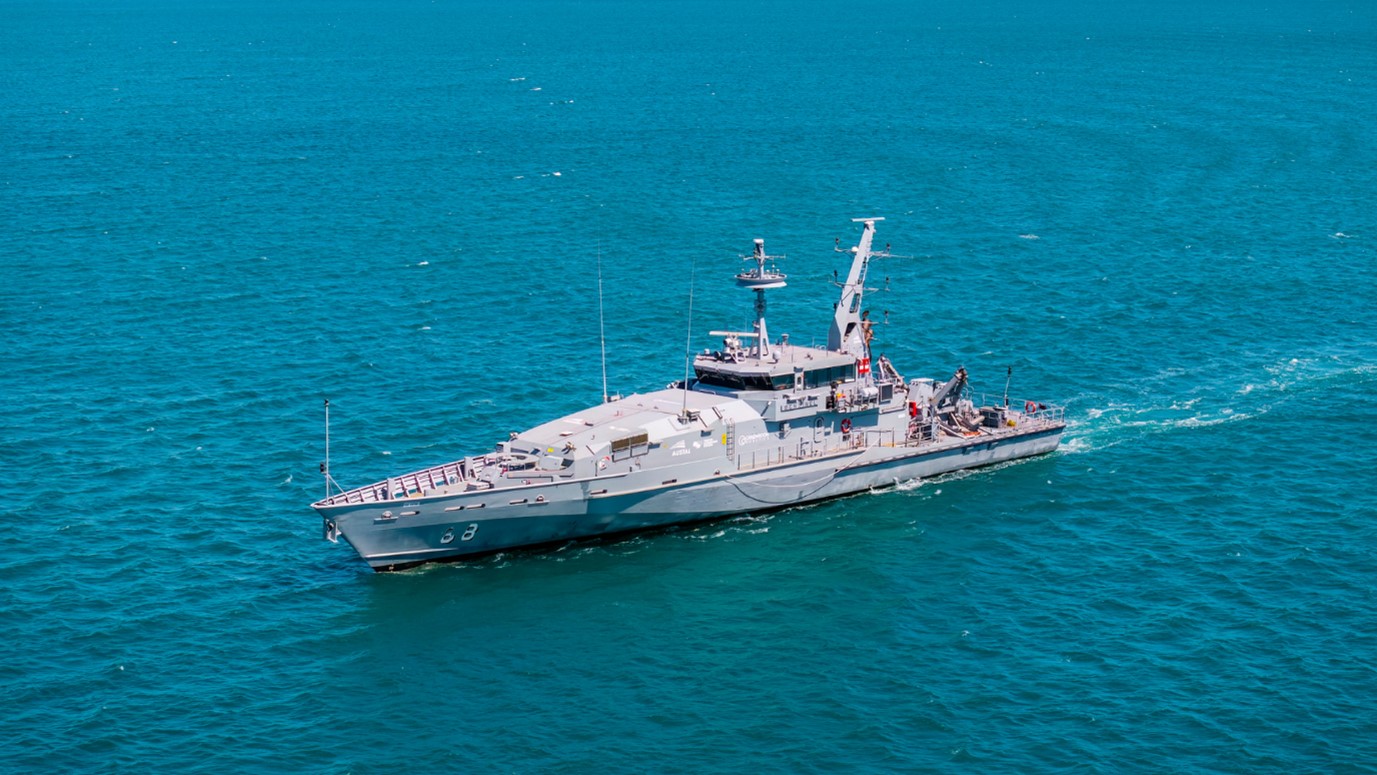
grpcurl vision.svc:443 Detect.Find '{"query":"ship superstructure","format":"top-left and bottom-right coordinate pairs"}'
top-left (313, 219), bottom-right (1065, 570)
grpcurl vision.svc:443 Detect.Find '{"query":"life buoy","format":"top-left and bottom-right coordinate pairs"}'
top-left (840, 418), bottom-right (852, 434)
top-left (1025, 400), bottom-right (1038, 415)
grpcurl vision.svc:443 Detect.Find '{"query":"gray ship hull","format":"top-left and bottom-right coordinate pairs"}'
top-left (320, 425), bottom-right (1062, 571)
top-left (312, 219), bottom-right (1068, 571)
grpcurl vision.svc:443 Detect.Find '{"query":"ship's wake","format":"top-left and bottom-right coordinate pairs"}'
top-left (1058, 354), bottom-right (1376, 456)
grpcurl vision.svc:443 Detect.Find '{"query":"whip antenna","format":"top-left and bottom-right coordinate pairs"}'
top-left (322, 398), bottom-right (332, 499)
top-left (681, 259), bottom-right (697, 417)
top-left (598, 243), bottom-right (609, 403)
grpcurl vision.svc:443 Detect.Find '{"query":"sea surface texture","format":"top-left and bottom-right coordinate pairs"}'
top-left (3, 0), bottom-right (1376, 771)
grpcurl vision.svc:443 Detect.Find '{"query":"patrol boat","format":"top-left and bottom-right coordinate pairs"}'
top-left (313, 218), bottom-right (1065, 571)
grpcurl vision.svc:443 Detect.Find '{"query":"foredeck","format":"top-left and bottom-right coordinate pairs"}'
top-left (314, 458), bottom-right (473, 508)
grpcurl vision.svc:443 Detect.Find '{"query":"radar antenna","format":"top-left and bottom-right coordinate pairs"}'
top-left (735, 238), bottom-right (787, 357)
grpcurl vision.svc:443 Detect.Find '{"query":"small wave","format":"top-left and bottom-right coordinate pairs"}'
top-left (731, 514), bottom-right (771, 525)
top-left (1060, 436), bottom-right (1100, 455)
top-left (1176, 412), bottom-right (1252, 428)
top-left (1019, 233), bottom-right (1039, 240)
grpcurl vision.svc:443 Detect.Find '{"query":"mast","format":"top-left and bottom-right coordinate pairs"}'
top-left (735, 238), bottom-right (787, 357)
top-left (681, 261), bottom-right (696, 417)
top-left (828, 217), bottom-right (883, 360)
top-left (597, 245), bottom-right (609, 403)
top-left (323, 398), bottom-right (330, 500)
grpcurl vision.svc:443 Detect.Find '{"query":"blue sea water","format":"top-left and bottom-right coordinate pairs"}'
top-left (3, 0), bottom-right (1377, 771)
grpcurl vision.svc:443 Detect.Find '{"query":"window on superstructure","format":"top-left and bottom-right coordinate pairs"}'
top-left (802, 365), bottom-right (856, 388)
top-left (693, 368), bottom-right (784, 391)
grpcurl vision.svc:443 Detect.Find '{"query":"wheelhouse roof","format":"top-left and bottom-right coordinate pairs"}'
top-left (692, 343), bottom-right (855, 378)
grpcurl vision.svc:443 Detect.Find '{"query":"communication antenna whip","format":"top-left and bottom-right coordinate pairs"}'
top-left (322, 398), bottom-right (331, 500)
top-left (681, 259), bottom-right (697, 417)
top-left (598, 243), bottom-right (609, 403)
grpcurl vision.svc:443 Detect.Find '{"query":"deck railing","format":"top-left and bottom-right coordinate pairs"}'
top-left (973, 393), bottom-right (1066, 426)
top-left (736, 433), bottom-right (869, 472)
top-left (318, 459), bottom-right (469, 506)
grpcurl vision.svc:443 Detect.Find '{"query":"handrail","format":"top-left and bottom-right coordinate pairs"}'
top-left (317, 458), bottom-right (470, 506)
top-left (973, 392), bottom-right (1066, 426)
top-left (736, 433), bottom-right (867, 472)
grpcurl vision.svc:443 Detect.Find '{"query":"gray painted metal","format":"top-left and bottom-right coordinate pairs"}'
top-left (313, 219), bottom-right (1067, 571)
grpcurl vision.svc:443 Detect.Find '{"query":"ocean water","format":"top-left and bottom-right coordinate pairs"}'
top-left (3, 0), bottom-right (1376, 771)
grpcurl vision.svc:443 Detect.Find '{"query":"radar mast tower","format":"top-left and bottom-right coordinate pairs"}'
top-left (735, 238), bottom-right (787, 357)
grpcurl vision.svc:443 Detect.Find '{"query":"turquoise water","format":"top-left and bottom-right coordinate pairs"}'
top-left (4, 0), bottom-right (1376, 771)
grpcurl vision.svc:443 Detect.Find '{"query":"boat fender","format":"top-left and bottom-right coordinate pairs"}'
top-left (840, 418), bottom-right (852, 434)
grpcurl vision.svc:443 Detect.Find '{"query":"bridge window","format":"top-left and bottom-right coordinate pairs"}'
top-left (694, 368), bottom-right (787, 391)
top-left (803, 365), bottom-right (855, 388)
